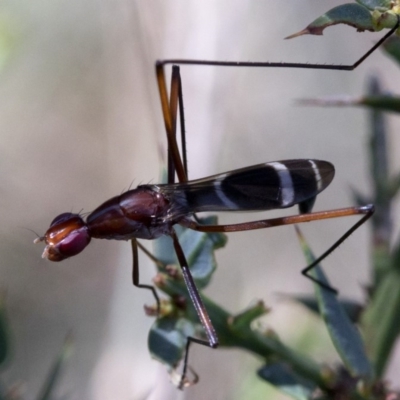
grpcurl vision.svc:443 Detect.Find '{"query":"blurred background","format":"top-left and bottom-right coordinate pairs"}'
top-left (0, 0), bottom-right (399, 399)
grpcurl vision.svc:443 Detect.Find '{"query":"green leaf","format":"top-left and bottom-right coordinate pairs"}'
top-left (198, 215), bottom-right (228, 249)
top-left (361, 268), bottom-right (400, 377)
top-left (149, 282), bottom-right (330, 389)
top-left (153, 216), bottom-right (227, 288)
top-left (36, 334), bottom-right (73, 400)
top-left (382, 36), bottom-right (400, 66)
top-left (296, 228), bottom-right (374, 382)
top-left (368, 76), bottom-right (390, 190)
top-left (371, 9), bottom-right (400, 31)
top-left (285, 4), bottom-right (374, 39)
top-left (361, 95), bottom-right (400, 113)
top-left (388, 171), bottom-right (400, 199)
top-left (148, 317), bottom-right (196, 367)
top-left (258, 363), bottom-right (316, 400)
top-left (178, 230), bottom-right (217, 288)
top-left (0, 14), bottom-right (17, 73)
top-left (356, 0), bottom-right (392, 11)
top-left (298, 94), bottom-right (400, 113)
top-left (179, 222), bottom-right (227, 288)
top-left (367, 75), bottom-right (393, 284)
top-left (286, 294), bottom-right (363, 323)
top-left (230, 302), bottom-right (268, 331)
top-left (391, 239), bottom-right (400, 272)
top-left (153, 224), bottom-right (184, 266)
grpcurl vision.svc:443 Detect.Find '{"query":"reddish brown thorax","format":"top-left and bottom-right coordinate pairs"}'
top-left (87, 187), bottom-right (171, 240)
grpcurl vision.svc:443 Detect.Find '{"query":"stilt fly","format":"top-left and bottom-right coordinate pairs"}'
top-left (35, 156), bottom-right (374, 385)
top-left (35, 15), bottom-right (398, 389)
top-left (36, 159), bottom-right (337, 262)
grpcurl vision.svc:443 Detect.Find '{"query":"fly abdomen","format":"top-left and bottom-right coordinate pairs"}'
top-left (165, 159), bottom-right (334, 213)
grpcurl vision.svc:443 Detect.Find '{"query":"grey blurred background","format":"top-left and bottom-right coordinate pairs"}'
top-left (0, 1), bottom-right (399, 399)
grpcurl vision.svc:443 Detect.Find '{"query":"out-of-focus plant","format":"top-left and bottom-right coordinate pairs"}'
top-left (0, 294), bottom-right (72, 400)
top-left (0, 10), bottom-right (18, 73)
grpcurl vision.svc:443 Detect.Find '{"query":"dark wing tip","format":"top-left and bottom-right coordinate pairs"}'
top-left (313, 160), bottom-right (335, 192)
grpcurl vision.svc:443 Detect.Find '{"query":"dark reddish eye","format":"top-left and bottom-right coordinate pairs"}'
top-left (45, 226), bottom-right (91, 262)
top-left (42, 213), bottom-right (91, 261)
top-left (50, 212), bottom-right (80, 227)
top-left (57, 227), bottom-right (91, 259)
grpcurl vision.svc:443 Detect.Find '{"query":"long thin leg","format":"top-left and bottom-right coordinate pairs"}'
top-left (170, 66), bottom-right (204, 224)
top-left (155, 19), bottom-right (400, 185)
top-left (158, 64), bottom-right (213, 386)
top-left (177, 68), bottom-right (188, 177)
top-left (136, 239), bottom-right (207, 389)
top-left (157, 64), bottom-right (187, 184)
top-left (167, 65), bottom-right (190, 184)
top-left (163, 64), bottom-right (190, 185)
top-left (181, 205), bottom-right (374, 292)
top-left (180, 205), bottom-right (374, 233)
top-left (131, 239), bottom-right (161, 313)
top-left (178, 337), bottom-right (208, 389)
top-left (167, 66), bottom-right (180, 184)
top-left (136, 240), bottom-right (166, 269)
top-left (300, 211), bottom-right (373, 293)
top-left (170, 228), bottom-right (218, 387)
top-left (155, 15), bottom-right (400, 183)
top-left (156, 18), bottom-right (399, 70)
top-left (170, 229), bottom-right (218, 347)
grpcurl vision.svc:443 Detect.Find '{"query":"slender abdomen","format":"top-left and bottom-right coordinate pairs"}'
top-left (163, 159), bottom-right (334, 213)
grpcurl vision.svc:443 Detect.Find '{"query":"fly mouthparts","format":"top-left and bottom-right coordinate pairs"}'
top-left (41, 246), bottom-right (50, 259)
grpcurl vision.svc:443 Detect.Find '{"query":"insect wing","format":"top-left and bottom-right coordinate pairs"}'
top-left (162, 160), bottom-right (334, 213)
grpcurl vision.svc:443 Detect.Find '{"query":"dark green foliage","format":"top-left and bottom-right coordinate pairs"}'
top-left (296, 228), bottom-right (374, 382)
top-left (285, 1), bottom-right (399, 39)
top-left (0, 317), bottom-right (71, 400)
top-left (258, 363), bottom-right (316, 400)
top-left (383, 36), bottom-right (400, 64)
top-left (35, 335), bottom-right (73, 400)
